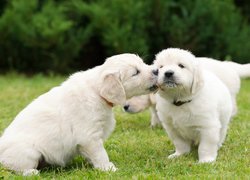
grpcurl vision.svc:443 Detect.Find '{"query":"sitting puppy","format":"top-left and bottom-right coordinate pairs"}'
top-left (155, 48), bottom-right (233, 163)
top-left (0, 54), bottom-right (158, 175)
top-left (123, 94), bottom-right (161, 127)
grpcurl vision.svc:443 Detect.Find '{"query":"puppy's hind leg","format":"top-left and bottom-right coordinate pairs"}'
top-left (231, 96), bottom-right (238, 117)
top-left (218, 126), bottom-right (228, 148)
top-left (218, 108), bottom-right (231, 147)
top-left (0, 145), bottom-right (41, 176)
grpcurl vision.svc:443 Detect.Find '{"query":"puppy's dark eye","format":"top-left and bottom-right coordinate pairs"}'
top-left (132, 69), bottom-right (140, 76)
top-left (178, 64), bottom-right (185, 68)
top-left (159, 65), bottom-right (163, 68)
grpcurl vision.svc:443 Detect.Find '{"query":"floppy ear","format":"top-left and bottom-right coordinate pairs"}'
top-left (100, 73), bottom-right (126, 105)
top-left (191, 64), bottom-right (204, 94)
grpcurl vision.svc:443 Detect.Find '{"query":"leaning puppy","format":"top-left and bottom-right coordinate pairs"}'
top-left (123, 94), bottom-right (161, 127)
top-left (155, 48), bottom-right (233, 163)
top-left (0, 54), bottom-right (158, 175)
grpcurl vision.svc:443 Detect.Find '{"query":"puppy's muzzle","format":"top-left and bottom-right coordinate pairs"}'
top-left (149, 84), bottom-right (158, 92)
top-left (152, 69), bottom-right (159, 76)
top-left (163, 70), bottom-right (177, 88)
top-left (123, 104), bottom-right (135, 113)
top-left (148, 69), bottom-right (159, 92)
top-left (123, 104), bottom-right (129, 111)
top-left (164, 70), bottom-right (175, 82)
top-left (165, 70), bottom-right (174, 78)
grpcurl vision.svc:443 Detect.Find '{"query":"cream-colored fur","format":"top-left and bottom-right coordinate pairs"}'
top-left (155, 48), bottom-right (233, 163)
top-left (123, 94), bottom-right (161, 127)
top-left (198, 57), bottom-right (240, 115)
top-left (0, 54), bottom-right (158, 176)
top-left (224, 61), bottom-right (250, 78)
top-left (124, 54), bottom-right (250, 127)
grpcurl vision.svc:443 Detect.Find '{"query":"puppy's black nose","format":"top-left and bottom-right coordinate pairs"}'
top-left (165, 70), bottom-right (174, 78)
top-left (152, 69), bottom-right (158, 76)
top-left (123, 105), bottom-right (130, 111)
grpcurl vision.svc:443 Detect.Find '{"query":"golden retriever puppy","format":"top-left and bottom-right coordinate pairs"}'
top-left (155, 48), bottom-right (233, 163)
top-left (0, 54), bottom-right (158, 175)
top-left (124, 55), bottom-right (250, 127)
top-left (123, 94), bottom-right (161, 127)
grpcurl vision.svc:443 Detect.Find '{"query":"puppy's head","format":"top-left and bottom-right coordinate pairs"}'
top-left (123, 95), bottom-right (151, 113)
top-left (100, 54), bottom-right (158, 105)
top-left (154, 48), bottom-right (203, 95)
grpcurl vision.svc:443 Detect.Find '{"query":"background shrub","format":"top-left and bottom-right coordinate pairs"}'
top-left (0, 0), bottom-right (92, 73)
top-left (157, 0), bottom-right (250, 61)
top-left (0, 0), bottom-right (249, 73)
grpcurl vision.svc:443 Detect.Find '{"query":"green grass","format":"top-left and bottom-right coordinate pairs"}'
top-left (0, 74), bottom-right (249, 179)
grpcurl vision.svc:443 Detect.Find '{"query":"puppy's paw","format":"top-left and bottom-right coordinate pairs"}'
top-left (150, 118), bottom-right (161, 129)
top-left (150, 123), bottom-right (161, 129)
top-left (150, 122), bottom-right (162, 129)
top-left (96, 162), bottom-right (117, 172)
top-left (23, 169), bottom-right (39, 176)
top-left (106, 162), bottom-right (117, 172)
top-left (168, 152), bottom-right (182, 159)
top-left (199, 157), bottom-right (216, 163)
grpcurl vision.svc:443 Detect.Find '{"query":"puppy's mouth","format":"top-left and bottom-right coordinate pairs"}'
top-left (164, 80), bottom-right (178, 88)
top-left (148, 84), bottom-right (159, 92)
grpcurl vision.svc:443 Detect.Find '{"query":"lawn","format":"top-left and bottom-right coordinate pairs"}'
top-left (0, 74), bottom-right (249, 179)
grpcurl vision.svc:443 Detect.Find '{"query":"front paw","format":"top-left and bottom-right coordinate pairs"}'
top-left (150, 123), bottom-right (161, 129)
top-left (22, 169), bottom-right (39, 176)
top-left (150, 118), bottom-right (161, 128)
top-left (96, 162), bottom-right (117, 172)
top-left (168, 152), bottom-right (183, 159)
top-left (199, 157), bottom-right (216, 163)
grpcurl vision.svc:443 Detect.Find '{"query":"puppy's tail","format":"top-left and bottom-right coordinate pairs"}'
top-left (224, 62), bottom-right (250, 78)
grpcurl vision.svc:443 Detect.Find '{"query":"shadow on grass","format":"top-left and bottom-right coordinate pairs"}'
top-left (40, 156), bottom-right (91, 174)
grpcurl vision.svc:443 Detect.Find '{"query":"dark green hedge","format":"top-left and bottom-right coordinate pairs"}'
top-left (0, 0), bottom-right (249, 73)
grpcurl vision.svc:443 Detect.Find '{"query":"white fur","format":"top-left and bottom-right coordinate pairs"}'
top-left (124, 53), bottom-right (250, 126)
top-left (0, 54), bottom-right (158, 175)
top-left (224, 61), bottom-right (250, 78)
top-left (198, 57), bottom-right (240, 115)
top-left (155, 48), bottom-right (233, 163)
top-left (123, 94), bottom-right (161, 127)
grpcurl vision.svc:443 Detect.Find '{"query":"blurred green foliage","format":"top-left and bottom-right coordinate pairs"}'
top-left (0, 0), bottom-right (249, 73)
